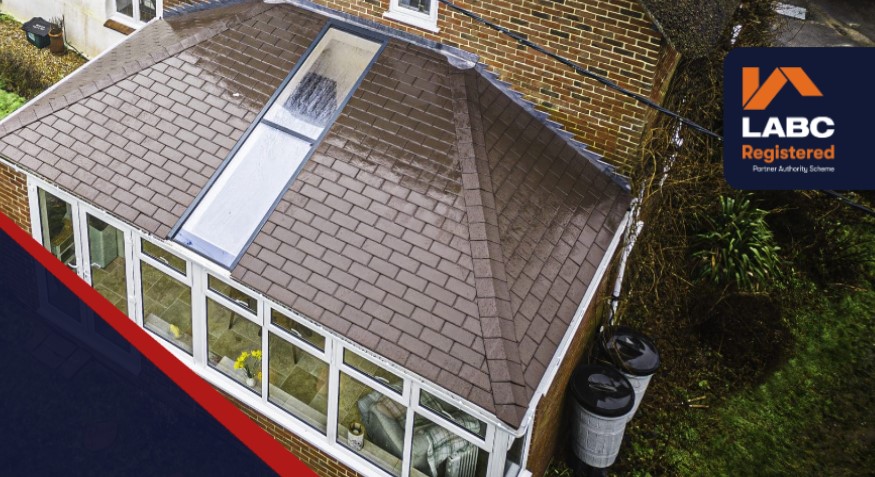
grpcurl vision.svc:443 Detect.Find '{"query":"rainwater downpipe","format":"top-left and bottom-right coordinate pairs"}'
top-left (607, 199), bottom-right (644, 327)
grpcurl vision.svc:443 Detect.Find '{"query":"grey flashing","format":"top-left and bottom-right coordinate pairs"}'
top-left (269, 0), bottom-right (479, 67)
top-left (474, 65), bottom-right (631, 192)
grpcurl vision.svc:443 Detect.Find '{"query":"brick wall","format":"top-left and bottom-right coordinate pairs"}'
top-left (220, 391), bottom-right (363, 477)
top-left (525, 259), bottom-right (616, 477)
top-left (307, 0), bottom-right (673, 171)
top-left (0, 161), bottom-right (30, 234)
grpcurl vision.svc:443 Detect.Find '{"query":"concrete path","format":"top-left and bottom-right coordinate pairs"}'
top-left (774, 0), bottom-right (875, 47)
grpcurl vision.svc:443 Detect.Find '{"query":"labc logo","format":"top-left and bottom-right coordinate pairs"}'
top-left (742, 67), bottom-right (823, 111)
top-left (724, 48), bottom-right (875, 190)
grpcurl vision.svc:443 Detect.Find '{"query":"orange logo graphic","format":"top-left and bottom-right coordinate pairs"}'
top-left (742, 67), bottom-right (823, 110)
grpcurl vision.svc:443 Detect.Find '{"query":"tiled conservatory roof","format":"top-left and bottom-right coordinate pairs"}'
top-left (0, 0), bottom-right (631, 427)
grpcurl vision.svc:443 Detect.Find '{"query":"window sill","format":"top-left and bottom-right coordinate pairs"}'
top-left (383, 10), bottom-right (440, 33)
top-left (106, 13), bottom-right (146, 32)
top-left (103, 19), bottom-right (136, 36)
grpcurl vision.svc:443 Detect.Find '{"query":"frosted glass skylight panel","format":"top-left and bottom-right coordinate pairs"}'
top-left (264, 28), bottom-right (382, 140)
top-left (175, 125), bottom-right (310, 267)
top-left (173, 26), bottom-right (384, 268)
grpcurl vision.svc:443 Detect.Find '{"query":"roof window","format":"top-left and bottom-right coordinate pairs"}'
top-left (172, 26), bottom-right (385, 268)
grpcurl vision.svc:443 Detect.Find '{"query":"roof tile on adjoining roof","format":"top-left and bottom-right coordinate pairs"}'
top-left (0, 2), bottom-right (631, 427)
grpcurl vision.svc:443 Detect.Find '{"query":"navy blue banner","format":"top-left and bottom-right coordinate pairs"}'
top-left (0, 227), bottom-right (278, 475)
top-left (724, 48), bottom-right (875, 190)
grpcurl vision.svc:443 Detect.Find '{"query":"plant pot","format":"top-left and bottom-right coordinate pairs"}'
top-left (348, 422), bottom-right (364, 451)
top-left (246, 376), bottom-right (256, 387)
top-left (49, 31), bottom-right (65, 55)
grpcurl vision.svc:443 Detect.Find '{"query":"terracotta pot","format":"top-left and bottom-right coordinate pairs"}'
top-left (49, 31), bottom-right (65, 55)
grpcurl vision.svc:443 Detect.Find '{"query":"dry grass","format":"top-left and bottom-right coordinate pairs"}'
top-left (0, 13), bottom-right (86, 98)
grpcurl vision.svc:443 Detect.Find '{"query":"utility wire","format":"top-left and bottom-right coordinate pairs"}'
top-left (438, 0), bottom-right (722, 140)
top-left (821, 190), bottom-right (875, 216)
top-left (440, 0), bottom-right (875, 218)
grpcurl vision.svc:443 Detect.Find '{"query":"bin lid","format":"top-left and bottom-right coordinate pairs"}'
top-left (569, 364), bottom-right (634, 417)
top-left (604, 326), bottom-right (660, 376)
top-left (22, 17), bottom-right (52, 36)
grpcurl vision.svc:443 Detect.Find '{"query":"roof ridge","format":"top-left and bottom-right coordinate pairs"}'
top-left (451, 68), bottom-right (527, 425)
top-left (0, 2), bottom-right (274, 138)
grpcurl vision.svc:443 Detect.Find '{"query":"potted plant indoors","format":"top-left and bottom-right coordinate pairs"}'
top-left (348, 422), bottom-right (365, 451)
top-left (233, 350), bottom-right (262, 387)
top-left (48, 16), bottom-right (65, 55)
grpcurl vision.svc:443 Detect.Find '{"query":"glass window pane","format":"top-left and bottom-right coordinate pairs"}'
top-left (139, 0), bottom-right (156, 21)
top-left (38, 189), bottom-right (76, 269)
top-left (400, 0), bottom-right (431, 13)
top-left (419, 390), bottom-right (487, 439)
top-left (87, 216), bottom-right (128, 315)
top-left (338, 373), bottom-right (406, 476)
top-left (271, 308), bottom-right (324, 351)
top-left (503, 435), bottom-right (524, 477)
top-left (141, 262), bottom-right (192, 354)
top-left (116, 0), bottom-right (133, 16)
top-left (268, 333), bottom-right (329, 432)
top-left (410, 415), bottom-right (488, 477)
top-left (141, 239), bottom-right (186, 276)
top-left (175, 125), bottom-right (311, 267)
top-left (264, 28), bottom-right (382, 139)
top-left (343, 349), bottom-right (403, 393)
top-left (208, 275), bottom-right (257, 314)
top-left (207, 298), bottom-right (262, 394)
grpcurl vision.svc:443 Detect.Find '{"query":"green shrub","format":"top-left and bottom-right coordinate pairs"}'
top-left (0, 81), bottom-right (26, 120)
top-left (692, 195), bottom-right (782, 292)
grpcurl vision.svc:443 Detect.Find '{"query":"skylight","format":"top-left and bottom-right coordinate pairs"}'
top-left (173, 26), bottom-right (385, 268)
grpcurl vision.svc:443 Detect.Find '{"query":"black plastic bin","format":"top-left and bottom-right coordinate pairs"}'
top-left (602, 326), bottom-right (660, 421)
top-left (569, 364), bottom-right (634, 468)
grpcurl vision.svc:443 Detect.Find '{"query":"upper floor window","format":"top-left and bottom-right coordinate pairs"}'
top-left (115, 0), bottom-right (157, 23)
top-left (386, 0), bottom-right (439, 32)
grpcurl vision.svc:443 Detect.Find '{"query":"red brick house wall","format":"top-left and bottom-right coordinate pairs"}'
top-left (0, 161), bottom-right (30, 233)
top-left (220, 391), bottom-right (364, 477)
top-left (525, 264), bottom-right (615, 477)
top-left (309, 0), bottom-right (677, 171)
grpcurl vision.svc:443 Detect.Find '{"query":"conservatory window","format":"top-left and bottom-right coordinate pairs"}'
top-left (343, 349), bottom-right (404, 394)
top-left (338, 372), bottom-right (407, 476)
top-left (173, 26), bottom-right (383, 268)
top-left (140, 243), bottom-right (192, 355)
top-left (206, 297), bottom-right (263, 394)
top-left (408, 413), bottom-right (488, 477)
top-left (420, 390), bottom-right (487, 439)
top-left (268, 331), bottom-right (330, 433)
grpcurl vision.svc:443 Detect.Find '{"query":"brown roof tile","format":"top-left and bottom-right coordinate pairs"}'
top-left (0, 2), bottom-right (630, 427)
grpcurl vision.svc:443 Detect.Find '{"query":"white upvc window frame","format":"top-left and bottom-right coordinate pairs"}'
top-left (136, 235), bottom-right (198, 363)
top-left (266, 308), bottom-right (333, 434)
top-left (110, 0), bottom-right (163, 28)
top-left (25, 174), bottom-right (528, 477)
top-left (385, 0), bottom-right (440, 32)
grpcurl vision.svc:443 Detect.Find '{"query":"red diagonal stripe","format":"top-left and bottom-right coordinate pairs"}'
top-left (0, 212), bottom-right (316, 477)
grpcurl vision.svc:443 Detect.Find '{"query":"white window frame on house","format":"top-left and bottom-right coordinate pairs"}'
top-left (385, 0), bottom-right (440, 33)
top-left (25, 175), bottom-right (529, 477)
top-left (111, 0), bottom-right (163, 27)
